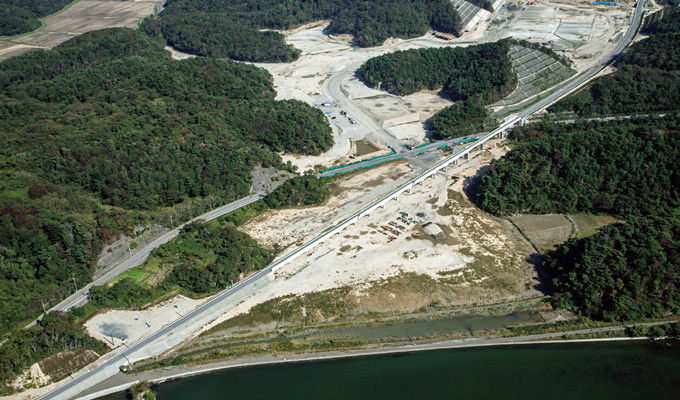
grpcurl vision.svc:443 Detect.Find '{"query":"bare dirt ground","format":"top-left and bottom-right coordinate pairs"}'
top-left (486, 1), bottom-right (630, 72)
top-left (512, 214), bottom-right (573, 252)
top-left (243, 3), bottom-right (625, 171)
top-left (84, 295), bottom-right (203, 349)
top-left (0, 0), bottom-right (160, 61)
top-left (250, 165), bottom-right (294, 194)
top-left (38, 349), bottom-right (99, 383)
top-left (241, 160), bottom-right (417, 253)
top-left (194, 140), bottom-right (540, 334)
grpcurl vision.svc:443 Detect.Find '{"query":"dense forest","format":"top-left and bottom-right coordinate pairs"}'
top-left (478, 8), bottom-right (680, 323)
top-left (478, 116), bottom-right (680, 321)
top-left (263, 174), bottom-right (331, 209)
top-left (0, 312), bottom-right (109, 387)
top-left (0, 0), bottom-right (72, 36)
top-left (548, 7), bottom-right (680, 116)
top-left (546, 215), bottom-right (680, 321)
top-left (148, 0), bottom-right (462, 57)
top-left (90, 175), bottom-right (329, 306)
top-left (430, 95), bottom-right (497, 139)
top-left (478, 117), bottom-right (680, 218)
top-left (359, 40), bottom-right (514, 99)
top-left (141, 13), bottom-right (301, 62)
top-left (0, 28), bottom-right (332, 335)
top-left (359, 40), bottom-right (515, 138)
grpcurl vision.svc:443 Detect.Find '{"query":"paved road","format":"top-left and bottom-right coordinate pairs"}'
top-left (322, 63), bottom-right (408, 153)
top-left (38, 3), bottom-right (645, 398)
top-left (26, 193), bottom-right (265, 329)
top-left (519, 2), bottom-right (644, 118)
top-left (78, 318), bottom-right (679, 399)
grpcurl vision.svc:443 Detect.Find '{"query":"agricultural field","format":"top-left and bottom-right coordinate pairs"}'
top-left (0, 0), bottom-right (160, 61)
top-left (510, 213), bottom-right (619, 253)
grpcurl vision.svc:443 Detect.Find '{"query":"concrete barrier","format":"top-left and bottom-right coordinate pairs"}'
top-left (75, 381), bottom-right (139, 400)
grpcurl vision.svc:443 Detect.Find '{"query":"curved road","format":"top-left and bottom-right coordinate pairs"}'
top-left (26, 193), bottom-right (265, 328)
top-left (322, 62), bottom-right (408, 153)
top-left (39, 2), bottom-right (645, 398)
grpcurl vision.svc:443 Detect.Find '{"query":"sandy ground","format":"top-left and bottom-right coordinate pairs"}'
top-left (241, 160), bottom-right (418, 253)
top-left (192, 140), bottom-right (539, 333)
top-left (79, 141), bottom-right (538, 353)
top-left (4, 3), bottom-right (637, 398)
top-left (84, 295), bottom-right (204, 349)
top-left (239, 3), bottom-right (624, 171)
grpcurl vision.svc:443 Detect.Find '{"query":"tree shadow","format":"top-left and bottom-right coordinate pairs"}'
top-left (462, 165), bottom-right (551, 296)
top-left (528, 252), bottom-right (549, 295)
top-left (321, 24), bottom-right (335, 36)
top-left (422, 119), bottom-right (436, 140)
top-left (461, 165), bottom-right (489, 208)
top-left (353, 68), bottom-right (372, 88)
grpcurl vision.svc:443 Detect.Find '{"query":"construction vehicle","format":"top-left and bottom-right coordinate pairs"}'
top-left (434, 32), bottom-right (455, 40)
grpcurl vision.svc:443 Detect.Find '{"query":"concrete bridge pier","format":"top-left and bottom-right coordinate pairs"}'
top-left (478, 142), bottom-right (484, 151)
top-left (497, 130), bottom-right (504, 139)
top-left (463, 152), bottom-right (469, 160)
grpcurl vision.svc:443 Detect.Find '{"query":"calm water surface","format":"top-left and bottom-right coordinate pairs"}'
top-left (104, 341), bottom-right (680, 400)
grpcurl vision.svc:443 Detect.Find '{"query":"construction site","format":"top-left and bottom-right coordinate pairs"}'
top-left (75, 0), bottom-right (641, 360)
top-left (6, 1), bottom-right (655, 397)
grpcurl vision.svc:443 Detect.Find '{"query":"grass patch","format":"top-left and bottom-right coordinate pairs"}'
top-left (0, 188), bottom-right (28, 201)
top-left (570, 214), bottom-right (620, 238)
top-left (205, 287), bottom-right (357, 333)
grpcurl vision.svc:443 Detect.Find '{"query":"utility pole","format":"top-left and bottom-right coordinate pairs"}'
top-left (122, 353), bottom-right (133, 370)
top-left (72, 277), bottom-right (78, 293)
top-left (170, 215), bottom-right (174, 229)
top-left (41, 299), bottom-right (46, 314)
top-left (127, 242), bottom-right (132, 257)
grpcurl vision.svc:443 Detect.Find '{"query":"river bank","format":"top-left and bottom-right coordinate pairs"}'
top-left (78, 320), bottom-right (678, 399)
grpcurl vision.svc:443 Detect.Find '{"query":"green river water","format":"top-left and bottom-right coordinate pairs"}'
top-left (103, 340), bottom-right (680, 399)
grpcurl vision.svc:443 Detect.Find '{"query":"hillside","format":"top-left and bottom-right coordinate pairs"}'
top-left (359, 40), bottom-right (516, 139)
top-left (548, 7), bottom-right (680, 117)
top-left (0, 28), bottom-right (332, 333)
top-left (546, 214), bottom-right (680, 321)
top-left (0, 0), bottom-right (72, 36)
top-left (478, 117), bottom-right (680, 218)
top-left (143, 0), bottom-right (463, 60)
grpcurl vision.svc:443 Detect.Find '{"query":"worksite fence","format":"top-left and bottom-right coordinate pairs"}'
top-left (320, 149), bottom-right (396, 173)
top-left (323, 159), bottom-right (395, 178)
